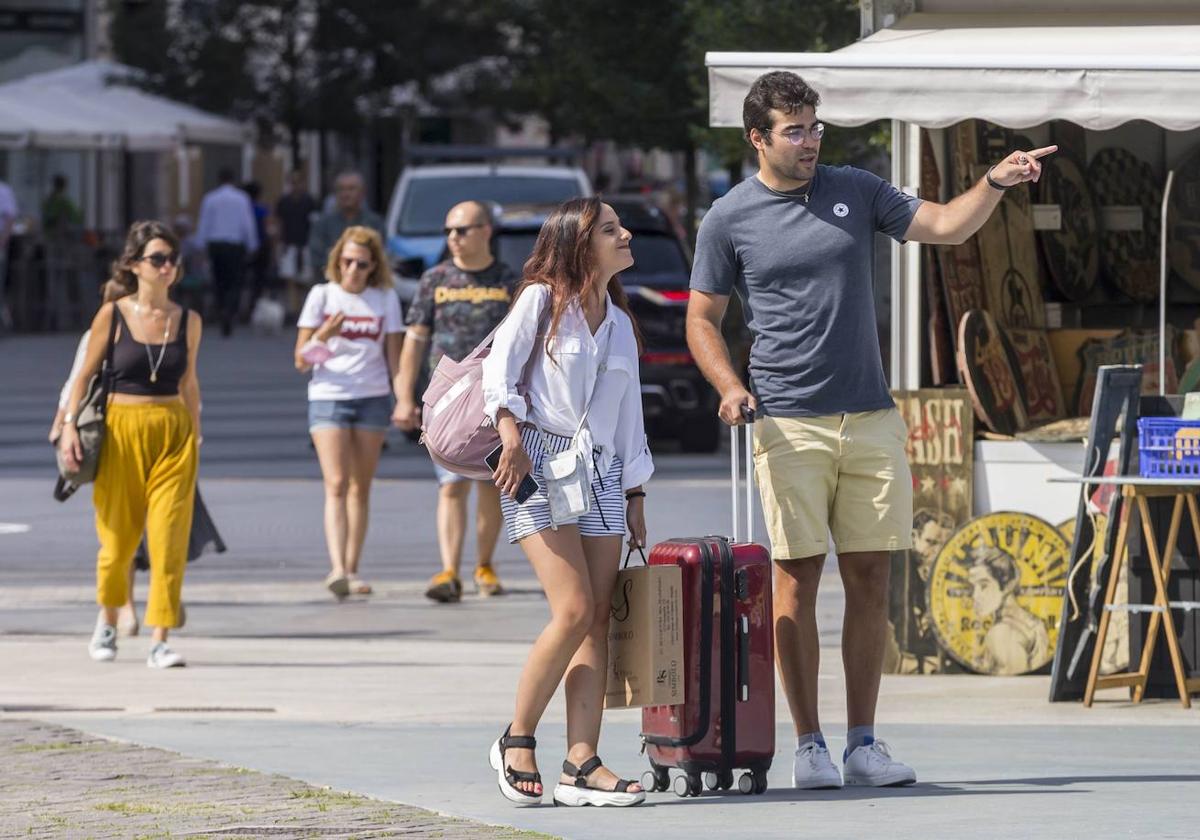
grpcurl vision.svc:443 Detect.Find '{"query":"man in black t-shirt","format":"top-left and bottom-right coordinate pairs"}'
top-left (394, 201), bottom-right (516, 603)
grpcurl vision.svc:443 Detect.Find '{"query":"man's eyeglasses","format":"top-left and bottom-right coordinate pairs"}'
top-left (444, 223), bottom-right (485, 237)
top-left (764, 123), bottom-right (825, 145)
top-left (340, 256), bottom-right (373, 272)
top-left (140, 252), bottom-right (179, 269)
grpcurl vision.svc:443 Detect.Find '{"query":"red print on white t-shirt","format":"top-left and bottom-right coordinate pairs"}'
top-left (326, 314), bottom-right (382, 341)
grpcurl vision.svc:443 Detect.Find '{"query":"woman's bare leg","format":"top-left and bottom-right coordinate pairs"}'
top-left (560, 535), bottom-right (641, 792)
top-left (504, 526), bottom-right (594, 795)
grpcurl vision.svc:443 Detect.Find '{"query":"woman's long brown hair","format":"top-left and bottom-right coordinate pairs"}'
top-left (513, 197), bottom-right (641, 355)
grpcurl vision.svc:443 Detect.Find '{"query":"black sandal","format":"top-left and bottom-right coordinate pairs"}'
top-left (553, 755), bottom-right (646, 807)
top-left (488, 724), bottom-right (542, 804)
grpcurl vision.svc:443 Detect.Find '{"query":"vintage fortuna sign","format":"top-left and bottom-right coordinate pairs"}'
top-left (928, 512), bottom-right (1068, 675)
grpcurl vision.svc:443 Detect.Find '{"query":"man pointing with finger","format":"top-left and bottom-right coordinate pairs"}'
top-left (686, 71), bottom-right (1054, 790)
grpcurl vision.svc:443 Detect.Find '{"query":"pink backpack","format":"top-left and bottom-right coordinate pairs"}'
top-left (420, 305), bottom-right (545, 480)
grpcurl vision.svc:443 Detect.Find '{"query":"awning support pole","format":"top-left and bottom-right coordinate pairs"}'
top-left (1160, 170), bottom-right (1175, 397)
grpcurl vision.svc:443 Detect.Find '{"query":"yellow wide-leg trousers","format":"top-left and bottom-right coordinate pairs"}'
top-left (93, 401), bottom-right (197, 628)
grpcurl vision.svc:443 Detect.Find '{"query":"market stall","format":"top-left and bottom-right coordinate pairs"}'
top-left (704, 7), bottom-right (1200, 683)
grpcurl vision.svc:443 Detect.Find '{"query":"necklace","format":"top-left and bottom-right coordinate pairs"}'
top-left (134, 301), bottom-right (171, 384)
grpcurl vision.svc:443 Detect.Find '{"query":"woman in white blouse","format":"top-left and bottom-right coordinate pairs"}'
top-left (482, 198), bottom-right (654, 808)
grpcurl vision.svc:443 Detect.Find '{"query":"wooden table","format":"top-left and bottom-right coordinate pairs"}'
top-left (1051, 476), bottom-right (1200, 708)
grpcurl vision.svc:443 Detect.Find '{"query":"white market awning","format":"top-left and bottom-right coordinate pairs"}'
top-left (707, 11), bottom-right (1200, 130)
top-left (0, 59), bottom-right (248, 151)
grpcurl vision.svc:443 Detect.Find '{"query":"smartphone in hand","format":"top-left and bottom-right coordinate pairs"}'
top-left (485, 444), bottom-right (540, 504)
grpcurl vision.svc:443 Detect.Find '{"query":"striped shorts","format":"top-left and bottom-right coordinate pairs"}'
top-left (501, 425), bottom-right (626, 544)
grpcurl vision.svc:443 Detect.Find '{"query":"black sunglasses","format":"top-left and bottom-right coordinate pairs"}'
top-left (340, 256), bottom-right (373, 271)
top-left (443, 223), bottom-right (486, 237)
top-left (140, 252), bottom-right (179, 268)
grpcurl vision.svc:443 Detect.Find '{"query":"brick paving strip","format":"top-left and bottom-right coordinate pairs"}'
top-left (1, 719), bottom-right (552, 840)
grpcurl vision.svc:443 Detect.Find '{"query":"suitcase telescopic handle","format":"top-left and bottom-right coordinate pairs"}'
top-left (730, 406), bottom-right (756, 543)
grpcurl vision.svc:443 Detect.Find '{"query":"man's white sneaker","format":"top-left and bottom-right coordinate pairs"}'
top-left (88, 623), bottom-right (117, 662)
top-left (146, 642), bottom-right (186, 669)
top-left (793, 741), bottom-right (843, 789)
top-left (843, 740), bottom-right (917, 787)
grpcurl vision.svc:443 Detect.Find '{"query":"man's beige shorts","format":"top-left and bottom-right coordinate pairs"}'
top-left (753, 409), bottom-right (913, 559)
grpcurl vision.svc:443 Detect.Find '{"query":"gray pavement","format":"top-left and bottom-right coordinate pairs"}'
top-left (3, 331), bottom-right (1199, 839)
top-left (1, 718), bottom-right (544, 839)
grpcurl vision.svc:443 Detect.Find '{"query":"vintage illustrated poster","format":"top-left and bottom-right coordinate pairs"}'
top-left (1006, 328), bottom-right (1067, 422)
top-left (928, 512), bottom-right (1069, 675)
top-left (887, 389), bottom-right (974, 675)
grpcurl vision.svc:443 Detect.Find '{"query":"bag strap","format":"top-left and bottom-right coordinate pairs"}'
top-left (100, 302), bottom-right (120, 402)
top-left (571, 320), bottom-right (614, 439)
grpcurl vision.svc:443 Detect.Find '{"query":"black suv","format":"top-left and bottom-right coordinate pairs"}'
top-left (493, 197), bottom-right (721, 452)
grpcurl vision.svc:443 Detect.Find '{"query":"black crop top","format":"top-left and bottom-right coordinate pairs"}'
top-left (109, 305), bottom-right (189, 396)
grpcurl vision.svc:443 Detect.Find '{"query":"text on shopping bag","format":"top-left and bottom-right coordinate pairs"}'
top-left (605, 563), bottom-right (683, 709)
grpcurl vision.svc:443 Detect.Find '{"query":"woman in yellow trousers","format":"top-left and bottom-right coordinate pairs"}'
top-left (58, 220), bottom-right (203, 668)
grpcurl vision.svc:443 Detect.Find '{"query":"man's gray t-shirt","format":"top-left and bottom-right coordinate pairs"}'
top-left (691, 165), bottom-right (921, 417)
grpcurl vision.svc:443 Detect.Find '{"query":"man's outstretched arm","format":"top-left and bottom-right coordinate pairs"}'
top-left (905, 145), bottom-right (1058, 245)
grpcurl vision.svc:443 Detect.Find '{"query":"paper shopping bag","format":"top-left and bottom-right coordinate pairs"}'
top-left (604, 562), bottom-right (684, 709)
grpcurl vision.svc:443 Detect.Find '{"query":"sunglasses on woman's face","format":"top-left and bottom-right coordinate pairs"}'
top-left (140, 252), bottom-right (179, 269)
top-left (340, 256), bottom-right (372, 272)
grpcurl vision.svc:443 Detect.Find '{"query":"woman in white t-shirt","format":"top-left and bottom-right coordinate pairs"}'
top-left (295, 226), bottom-right (404, 599)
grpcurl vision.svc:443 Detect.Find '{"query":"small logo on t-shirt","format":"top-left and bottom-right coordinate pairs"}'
top-left (833, 202), bottom-right (850, 218)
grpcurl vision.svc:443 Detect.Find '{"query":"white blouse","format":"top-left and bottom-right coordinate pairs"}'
top-left (482, 283), bottom-right (654, 491)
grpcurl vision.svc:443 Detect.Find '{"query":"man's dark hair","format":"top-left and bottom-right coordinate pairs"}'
top-left (52, 174), bottom-right (67, 191)
top-left (217, 167), bottom-right (235, 184)
top-left (743, 71), bottom-right (821, 145)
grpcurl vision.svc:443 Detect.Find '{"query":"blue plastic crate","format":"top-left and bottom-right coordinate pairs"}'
top-left (1138, 417), bottom-right (1200, 478)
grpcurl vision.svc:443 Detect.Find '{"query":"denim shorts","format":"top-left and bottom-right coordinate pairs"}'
top-left (308, 395), bottom-right (394, 433)
top-left (433, 461), bottom-right (471, 485)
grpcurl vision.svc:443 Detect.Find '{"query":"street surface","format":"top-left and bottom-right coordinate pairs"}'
top-left (2, 330), bottom-right (1198, 839)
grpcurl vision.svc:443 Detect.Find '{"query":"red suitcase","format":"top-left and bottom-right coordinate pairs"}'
top-left (639, 418), bottom-right (775, 797)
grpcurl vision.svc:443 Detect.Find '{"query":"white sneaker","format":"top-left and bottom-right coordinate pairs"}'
top-left (793, 741), bottom-right (843, 789)
top-left (843, 740), bottom-right (917, 787)
top-left (146, 642), bottom-right (186, 669)
top-left (89, 623), bottom-right (117, 662)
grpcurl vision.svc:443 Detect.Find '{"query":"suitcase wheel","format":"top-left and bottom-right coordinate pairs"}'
top-left (673, 773), bottom-right (702, 798)
top-left (642, 767), bottom-right (670, 793)
top-left (704, 770), bottom-right (734, 791)
top-left (737, 772), bottom-right (755, 795)
top-left (753, 769), bottom-right (769, 795)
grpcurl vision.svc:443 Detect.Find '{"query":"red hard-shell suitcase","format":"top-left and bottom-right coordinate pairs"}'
top-left (640, 417), bottom-right (775, 797)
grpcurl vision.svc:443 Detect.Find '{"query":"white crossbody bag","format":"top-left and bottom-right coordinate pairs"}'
top-left (540, 323), bottom-right (613, 527)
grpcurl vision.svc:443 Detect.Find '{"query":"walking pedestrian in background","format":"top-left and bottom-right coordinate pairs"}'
top-left (276, 170), bottom-right (317, 317)
top-left (197, 168), bottom-right (258, 336)
top-left (394, 201), bottom-right (514, 603)
top-left (306, 171), bottom-right (383, 287)
top-left (295, 226), bottom-right (403, 600)
top-left (58, 220), bottom-right (203, 668)
top-left (481, 198), bottom-right (653, 807)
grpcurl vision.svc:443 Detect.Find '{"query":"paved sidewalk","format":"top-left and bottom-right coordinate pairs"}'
top-left (1, 718), bottom-right (545, 839)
